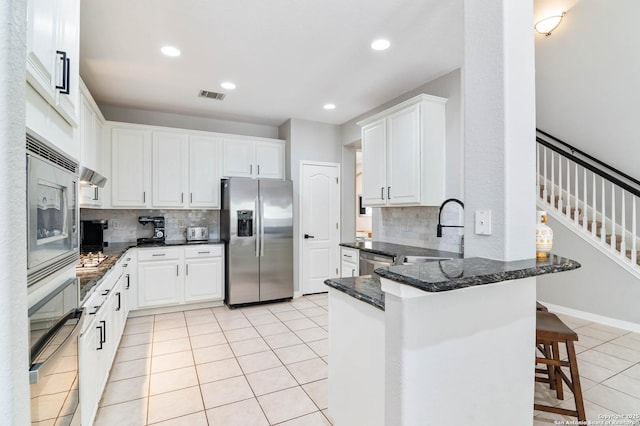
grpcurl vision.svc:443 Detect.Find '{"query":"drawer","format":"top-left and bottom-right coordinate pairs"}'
top-left (341, 247), bottom-right (359, 263)
top-left (184, 245), bottom-right (223, 259)
top-left (137, 247), bottom-right (182, 261)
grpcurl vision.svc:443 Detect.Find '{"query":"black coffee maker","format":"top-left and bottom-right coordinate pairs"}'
top-left (137, 216), bottom-right (165, 244)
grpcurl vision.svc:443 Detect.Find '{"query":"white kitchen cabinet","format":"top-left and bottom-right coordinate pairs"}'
top-left (184, 245), bottom-right (224, 302)
top-left (152, 132), bottom-right (188, 208)
top-left (340, 247), bottom-right (359, 277)
top-left (79, 83), bottom-right (107, 208)
top-left (189, 136), bottom-right (222, 208)
top-left (111, 127), bottom-right (151, 207)
top-left (137, 248), bottom-right (182, 308)
top-left (121, 251), bottom-right (137, 313)
top-left (358, 94), bottom-right (447, 207)
top-left (26, 0), bottom-right (79, 126)
top-left (222, 138), bottom-right (284, 179)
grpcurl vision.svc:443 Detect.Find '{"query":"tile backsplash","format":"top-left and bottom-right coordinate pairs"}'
top-left (80, 209), bottom-right (220, 244)
top-left (372, 206), bottom-right (464, 254)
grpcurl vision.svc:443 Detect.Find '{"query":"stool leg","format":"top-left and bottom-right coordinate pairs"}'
top-left (552, 341), bottom-right (563, 400)
top-left (566, 341), bottom-right (586, 422)
top-left (543, 343), bottom-right (557, 390)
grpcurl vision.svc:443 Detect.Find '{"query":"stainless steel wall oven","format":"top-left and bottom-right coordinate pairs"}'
top-left (26, 132), bottom-right (79, 286)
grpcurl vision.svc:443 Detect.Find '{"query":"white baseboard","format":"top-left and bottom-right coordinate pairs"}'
top-left (541, 301), bottom-right (640, 334)
top-left (128, 300), bottom-right (224, 317)
top-left (293, 290), bottom-right (302, 299)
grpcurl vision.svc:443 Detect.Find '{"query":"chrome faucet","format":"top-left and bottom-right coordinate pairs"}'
top-left (436, 198), bottom-right (465, 237)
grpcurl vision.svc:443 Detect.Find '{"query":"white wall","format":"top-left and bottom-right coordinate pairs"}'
top-left (99, 104), bottom-right (280, 139)
top-left (1, 0), bottom-right (30, 423)
top-left (537, 215), bottom-right (640, 325)
top-left (535, 0), bottom-right (640, 177)
top-left (279, 119), bottom-right (342, 294)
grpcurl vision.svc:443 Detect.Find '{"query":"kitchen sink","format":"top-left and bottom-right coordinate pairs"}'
top-left (402, 256), bottom-right (454, 265)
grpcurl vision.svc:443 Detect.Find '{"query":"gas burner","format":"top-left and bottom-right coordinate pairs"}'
top-left (77, 252), bottom-right (109, 269)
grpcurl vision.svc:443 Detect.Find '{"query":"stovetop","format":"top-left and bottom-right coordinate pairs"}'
top-left (77, 251), bottom-right (109, 269)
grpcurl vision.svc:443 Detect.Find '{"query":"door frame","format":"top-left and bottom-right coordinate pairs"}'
top-left (298, 160), bottom-right (341, 296)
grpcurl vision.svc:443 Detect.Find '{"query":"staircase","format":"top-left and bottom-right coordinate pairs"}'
top-left (536, 129), bottom-right (640, 272)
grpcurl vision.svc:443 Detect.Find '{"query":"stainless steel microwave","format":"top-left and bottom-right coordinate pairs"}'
top-left (27, 133), bottom-right (79, 286)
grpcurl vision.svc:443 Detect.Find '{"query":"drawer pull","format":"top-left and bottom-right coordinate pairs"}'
top-left (152, 253), bottom-right (166, 257)
top-left (198, 251), bottom-right (211, 254)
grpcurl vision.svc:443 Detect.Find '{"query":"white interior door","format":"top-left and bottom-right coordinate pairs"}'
top-left (301, 162), bottom-right (340, 294)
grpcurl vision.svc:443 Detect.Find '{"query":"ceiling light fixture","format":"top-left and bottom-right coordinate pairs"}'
top-left (534, 12), bottom-right (566, 36)
top-left (221, 81), bottom-right (236, 90)
top-left (371, 39), bottom-right (391, 51)
top-left (323, 104), bottom-right (336, 110)
top-left (160, 46), bottom-right (181, 57)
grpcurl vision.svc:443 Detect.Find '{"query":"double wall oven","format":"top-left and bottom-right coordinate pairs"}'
top-left (27, 132), bottom-right (83, 425)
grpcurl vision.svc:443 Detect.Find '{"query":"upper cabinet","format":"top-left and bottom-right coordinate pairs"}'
top-left (26, 0), bottom-right (79, 127)
top-left (79, 81), bottom-right (107, 207)
top-left (189, 136), bottom-right (222, 209)
top-left (111, 128), bottom-right (152, 207)
top-left (152, 132), bottom-right (188, 208)
top-left (222, 139), bottom-right (284, 179)
top-left (358, 94), bottom-right (447, 207)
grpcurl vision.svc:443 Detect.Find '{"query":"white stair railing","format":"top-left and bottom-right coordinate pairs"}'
top-left (536, 130), bottom-right (640, 271)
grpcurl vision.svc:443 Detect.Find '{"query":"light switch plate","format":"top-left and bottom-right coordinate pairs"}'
top-left (475, 209), bottom-right (492, 235)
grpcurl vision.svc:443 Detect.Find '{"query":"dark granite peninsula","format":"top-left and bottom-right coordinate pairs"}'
top-left (339, 241), bottom-right (460, 264)
top-left (325, 253), bottom-right (581, 426)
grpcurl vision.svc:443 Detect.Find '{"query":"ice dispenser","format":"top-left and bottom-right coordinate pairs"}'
top-left (237, 210), bottom-right (253, 237)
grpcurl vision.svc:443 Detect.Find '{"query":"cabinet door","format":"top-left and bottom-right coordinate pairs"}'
top-left (138, 261), bottom-right (181, 307)
top-left (80, 94), bottom-right (96, 171)
top-left (255, 141), bottom-right (284, 179)
top-left (189, 136), bottom-right (221, 208)
top-left (340, 260), bottom-right (358, 278)
top-left (54, 0), bottom-right (80, 125)
top-left (78, 320), bottom-right (99, 426)
top-left (26, 0), bottom-right (57, 102)
top-left (361, 119), bottom-right (387, 206)
top-left (184, 257), bottom-right (223, 302)
top-left (152, 132), bottom-right (188, 207)
top-left (111, 128), bottom-right (151, 207)
top-left (222, 139), bottom-right (254, 178)
top-left (387, 104), bottom-right (421, 205)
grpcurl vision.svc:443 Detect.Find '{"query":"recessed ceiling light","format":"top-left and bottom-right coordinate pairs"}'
top-left (221, 81), bottom-right (237, 90)
top-left (323, 104), bottom-right (336, 110)
top-left (371, 39), bottom-right (391, 51)
top-left (160, 46), bottom-right (181, 57)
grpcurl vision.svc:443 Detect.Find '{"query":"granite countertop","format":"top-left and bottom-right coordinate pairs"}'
top-left (375, 254), bottom-right (581, 293)
top-left (339, 241), bottom-right (460, 265)
top-left (325, 254), bottom-right (580, 309)
top-left (78, 240), bottom-right (224, 302)
top-left (324, 275), bottom-right (384, 311)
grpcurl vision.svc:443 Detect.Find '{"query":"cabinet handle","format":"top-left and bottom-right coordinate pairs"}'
top-left (381, 187), bottom-right (385, 200)
top-left (190, 193), bottom-right (193, 203)
top-left (257, 165), bottom-right (260, 175)
top-left (388, 187), bottom-right (391, 199)
top-left (143, 191), bottom-right (146, 203)
top-left (250, 164), bottom-right (253, 175)
top-left (181, 193), bottom-right (184, 203)
top-left (198, 251), bottom-right (210, 254)
top-left (94, 187), bottom-right (99, 201)
top-left (115, 292), bottom-right (121, 311)
top-left (55, 51), bottom-right (70, 94)
top-left (89, 305), bottom-right (100, 315)
top-left (152, 253), bottom-right (166, 257)
top-left (186, 264), bottom-right (189, 276)
top-left (101, 289), bottom-right (110, 296)
top-left (97, 320), bottom-right (106, 350)
top-left (125, 274), bottom-right (130, 289)
top-left (351, 269), bottom-right (355, 277)
top-left (176, 265), bottom-right (179, 276)
top-left (343, 254), bottom-right (353, 258)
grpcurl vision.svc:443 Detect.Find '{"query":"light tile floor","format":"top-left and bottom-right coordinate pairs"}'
top-left (94, 295), bottom-right (640, 425)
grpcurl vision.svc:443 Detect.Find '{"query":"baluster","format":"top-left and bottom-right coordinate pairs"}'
top-left (536, 145), bottom-right (540, 201)
top-left (582, 168), bottom-right (587, 230)
top-left (601, 178), bottom-right (606, 244)
top-left (558, 154), bottom-right (563, 213)
top-left (633, 197), bottom-right (637, 266)
top-left (543, 147), bottom-right (548, 202)
top-left (610, 183), bottom-right (616, 252)
top-left (551, 152), bottom-right (556, 211)
top-left (574, 163), bottom-right (579, 224)
top-left (620, 190), bottom-right (626, 256)
top-left (592, 173), bottom-right (597, 237)
top-left (565, 157), bottom-right (570, 218)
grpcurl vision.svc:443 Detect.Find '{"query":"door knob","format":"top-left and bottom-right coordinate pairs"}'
top-left (304, 234), bottom-right (315, 239)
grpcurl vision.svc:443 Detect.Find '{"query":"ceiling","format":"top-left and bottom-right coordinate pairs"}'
top-left (80, 0), bottom-right (463, 127)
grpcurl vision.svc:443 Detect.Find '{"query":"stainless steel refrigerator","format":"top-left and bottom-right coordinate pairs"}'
top-left (221, 178), bottom-right (293, 306)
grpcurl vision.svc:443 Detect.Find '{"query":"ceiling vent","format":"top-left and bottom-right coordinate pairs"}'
top-left (198, 90), bottom-right (226, 101)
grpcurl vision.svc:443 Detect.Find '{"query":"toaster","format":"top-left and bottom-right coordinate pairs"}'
top-left (185, 226), bottom-right (208, 242)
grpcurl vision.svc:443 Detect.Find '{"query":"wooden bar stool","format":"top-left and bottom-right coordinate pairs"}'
top-left (534, 311), bottom-right (586, 421)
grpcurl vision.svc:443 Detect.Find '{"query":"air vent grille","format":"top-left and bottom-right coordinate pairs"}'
top-left (198, 90), bottom-right (226, 101)
top-left (26, 133), bottom-right (78, 174)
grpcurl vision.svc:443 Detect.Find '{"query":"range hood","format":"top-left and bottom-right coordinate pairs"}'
top-left (79, 166), bottom-right (107, 188)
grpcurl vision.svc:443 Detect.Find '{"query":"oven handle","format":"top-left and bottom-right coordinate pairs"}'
top-left (29, 307), bottom-right (84, 385)
top-left (28, 278), bottom-right (78, 317)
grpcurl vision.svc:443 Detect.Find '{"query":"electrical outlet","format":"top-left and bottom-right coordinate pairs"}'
top-left (178, 219), bottom-right (185, 228)
top-left (111, 220), bottom-right (119, 229)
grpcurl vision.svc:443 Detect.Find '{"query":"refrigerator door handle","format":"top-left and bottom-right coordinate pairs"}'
top-left (255, 197), bottom-right (260, 257)
top-left (260, 196), bottom-right (265, 256)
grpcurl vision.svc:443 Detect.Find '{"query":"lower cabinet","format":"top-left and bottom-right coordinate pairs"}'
top-left (340, 247), bottom-right (359, 277)
top-left (137, 245), bottom-right (224, 308)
